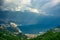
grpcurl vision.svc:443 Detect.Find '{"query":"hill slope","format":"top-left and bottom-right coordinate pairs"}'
top-left (0, 25), bottom-right (27, 40)
top-left (0, 25), bottom-right (60, 40)
top-left (29, 26), bottom-right (60, 40)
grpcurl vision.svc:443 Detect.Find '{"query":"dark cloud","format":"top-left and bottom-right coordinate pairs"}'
top-left (0, 0), bottom-right (3, 10)
top-left (0, 0), bottom-right (3, 6)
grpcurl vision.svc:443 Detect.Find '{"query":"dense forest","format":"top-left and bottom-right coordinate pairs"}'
top-left (0, 25), bottom-right (60, 40)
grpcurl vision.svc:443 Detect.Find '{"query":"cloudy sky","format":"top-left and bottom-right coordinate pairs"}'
top-left (0, 0), bottom-right (60, 23)
top-left (0, 0), bottom-right (60, 34)
top-left (1, 0), bottom-right (59, 15)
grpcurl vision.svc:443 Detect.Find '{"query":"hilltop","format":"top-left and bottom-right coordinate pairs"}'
top-left (0, 24), bottom-right (60, 40)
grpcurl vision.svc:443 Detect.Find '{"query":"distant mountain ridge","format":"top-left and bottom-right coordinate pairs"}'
top-left (0, 22), bottom-right (22, 34)
top-left (0, 24), bottom-right (60, 40)
top-left (29, 26), bottom-right (60, 40)
top-left (0, 24), bottom-right (27, 40)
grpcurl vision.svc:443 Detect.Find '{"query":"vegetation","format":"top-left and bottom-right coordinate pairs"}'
top-left (29, 31), bottom-right (60, 40)
top-left (0, 28), bottom-right (27, 40)
top-left (0, 26), bottom-right (60, 40)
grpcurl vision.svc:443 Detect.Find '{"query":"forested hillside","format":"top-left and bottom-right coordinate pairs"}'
top-left (0, 25), bottom-right (27, 40)
top-left (29, 26), bottom-right (60, 40)
top-left (0, 25), bottom-right (60, 40)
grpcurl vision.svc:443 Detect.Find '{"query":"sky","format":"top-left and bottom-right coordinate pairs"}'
top-left (0, 0), bottom-right (60, 18)
top-left (0, 0), bottom-right (60, 24)
top-left (0, 0), bottom-right (60, 34)
top-left (1, 0), bottom-right (60, 14)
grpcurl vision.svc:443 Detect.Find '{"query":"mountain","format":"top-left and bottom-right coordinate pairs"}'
top-left (0, 24), bottom-right (60, 40)
top-left (0, 22), bottom-right (22, 34)
top-left (29, 26), bottom-right (60, 40)
top-left (0, 25), bottom-right (27, 40)
top-left (53, 26), bottom-right (60, 32)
